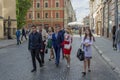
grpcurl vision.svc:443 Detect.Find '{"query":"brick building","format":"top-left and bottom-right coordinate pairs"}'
top-left (26, 0), bottom-right (76, 30)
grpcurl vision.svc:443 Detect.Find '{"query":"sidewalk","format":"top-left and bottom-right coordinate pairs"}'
top-left (93, 36), bottom-right (120, 76)
top-left (0, 39), bottom-right (26, 49)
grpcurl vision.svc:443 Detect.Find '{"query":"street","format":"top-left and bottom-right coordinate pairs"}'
top-left (0, 36), bottom-right (119, 80)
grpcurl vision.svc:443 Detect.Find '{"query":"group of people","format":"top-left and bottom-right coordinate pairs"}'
top-left (16, 28), bottom-right (28, 45)
top-left (112, 24), bottom-right (120, 52)
top-left (28, 25), bottom-right (73, 72)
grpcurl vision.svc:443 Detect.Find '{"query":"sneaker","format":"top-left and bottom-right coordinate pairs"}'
top-left (67, 65), bottom-right (70, 68)
top-left (31, 69), bottom-right (36, 72)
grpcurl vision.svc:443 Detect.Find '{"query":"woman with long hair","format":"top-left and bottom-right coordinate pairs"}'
top-left (81, 28), bottom-right (93, 76)
top-left (62, 27), bottom-right (73, 68)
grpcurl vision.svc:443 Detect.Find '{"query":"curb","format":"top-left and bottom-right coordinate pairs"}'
top-left (93, 44), bottom-right (120, 77)
top-left (0, 40), bottom-right (27, 49)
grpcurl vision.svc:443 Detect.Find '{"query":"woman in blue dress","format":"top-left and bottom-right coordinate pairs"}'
top-left (81, 28), bottom-right (94, 76)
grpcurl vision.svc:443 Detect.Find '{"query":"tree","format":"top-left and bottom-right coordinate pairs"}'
top-left (16, 0), bottom-right (32, 29)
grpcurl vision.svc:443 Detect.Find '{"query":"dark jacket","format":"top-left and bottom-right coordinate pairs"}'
top-left (28, 32), bottom-right (43, 50)
top-left (22, 29), bottom-right (26, 35)
top-left (59, 29), bottom-right (65, 42)
top-left (52, 31), bottom-right (62, 48)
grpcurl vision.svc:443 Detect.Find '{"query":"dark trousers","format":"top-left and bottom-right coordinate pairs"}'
top-left (17, 37), bottom-right (21, 45)
top-left (21, 35), bottom-right (27, 41)
top-left (31, 49), bottom-right (42, 69)
top-left (54, 46), bottom-right (61, 64)
top-left (40, 41), bottom-right (45, 64)
top-left (113, 36), bottom-right (117, 49)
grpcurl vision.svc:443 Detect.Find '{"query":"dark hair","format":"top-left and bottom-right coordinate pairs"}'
top-left (31, 24), bottom-right (36, 28)
top-left (112, 25), bottom-right (116, 35)
top-left (84, 28), bottom-right (93, 41)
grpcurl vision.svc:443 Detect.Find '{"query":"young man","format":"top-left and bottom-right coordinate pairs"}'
top-left (21, 27), bottom-right (27, 41)
top-left (52, 26), bottom-right (63, 67)
top-left (28, 25), bottom-right (43, 72)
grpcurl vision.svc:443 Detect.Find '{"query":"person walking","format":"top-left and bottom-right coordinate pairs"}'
top-left (115, 24), bottom-right (120, 52)
top-left (112, 25), bottom-right (117, 50)
top-left (52, 26), bottom-right (62, 67)
top-left (81, 28), bottom-right (94, 76)
top-left (47, 28), bottom-right (54, 61)
top-left (16, 29), bottom-right (21, 45)
top-left (28, 25), bottom-right (43, 72)
top-left (21, 27), bottom-right (27, 41)
top-left (62, 27), bottom-right (72, 68)
top-left (39, 25), bottom-right (47, 64)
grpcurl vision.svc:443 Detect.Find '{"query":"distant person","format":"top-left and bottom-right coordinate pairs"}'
top-left (28, 25), bottom-right (43, 72)
top-left (39, 25), bottom-right (47, 65)
top-left (62, 27), bottom-right (73, 68)
top-left (79, 28), bottom-right (82, 37)
top-left (21, 27), bottom-right (27, 41)
top-left (81, 28), bottom-right (94, 77)
top-left (112, 25), bottom-right (117, 50)
top-left (115, 24), bottom-right (120, 52)
top-left (16, 29), bottom-right (21, 45)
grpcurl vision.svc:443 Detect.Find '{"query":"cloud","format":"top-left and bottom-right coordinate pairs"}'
top-left (71, 0), bottom-right (89, 22)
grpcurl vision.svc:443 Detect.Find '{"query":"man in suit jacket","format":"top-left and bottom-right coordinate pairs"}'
top-left (52, 26), bottom-right (62, 67)
top-left (28, 25), bottom-right (43, 72)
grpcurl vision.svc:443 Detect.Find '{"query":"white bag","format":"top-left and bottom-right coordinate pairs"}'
top-left (64, 44), bottom-right (71, 49)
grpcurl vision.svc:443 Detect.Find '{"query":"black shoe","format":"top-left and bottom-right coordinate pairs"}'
top-left (88, 69), bottom-right (91, 72)
top-left (56, 64), bottom-right (59, 67)
top-left (49, 59), bottom-right (51, 61)
top-left (40, 64), bottom-right (43, 67)
top-left (31, 69), bottom-right (36, 72)
top-left (82, 72), bottom-right (86, 77)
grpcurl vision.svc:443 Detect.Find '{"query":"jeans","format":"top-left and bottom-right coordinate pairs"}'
top-left (54, 47), bottom-right (61, 64)
top-left (117, 42), bottom-right (120, 51)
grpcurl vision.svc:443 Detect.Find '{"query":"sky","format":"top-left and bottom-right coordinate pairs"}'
top-left (71, 0), bottom-right (90, 23)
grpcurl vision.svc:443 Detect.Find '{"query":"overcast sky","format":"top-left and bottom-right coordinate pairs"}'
top-left (71, 0), bottom-right (90, 23)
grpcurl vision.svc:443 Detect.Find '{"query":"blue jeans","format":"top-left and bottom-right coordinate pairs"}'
top-left (54, 46), bottom-right (61, 64)
top-left (17, 37), bottom-right (21, 45)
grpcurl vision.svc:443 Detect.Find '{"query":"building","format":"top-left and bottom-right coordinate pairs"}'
top-left (0, 0), bottom-right (17, 39)
top-left (83, 15), bottom-right (90, 27)
top-left (90, 0), bottom-right (120, 39)
top-left (26, 0), bottom-right (76, 30)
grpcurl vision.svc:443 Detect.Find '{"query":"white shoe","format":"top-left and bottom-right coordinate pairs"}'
top-left (67, 65), bottom-right (70, 68)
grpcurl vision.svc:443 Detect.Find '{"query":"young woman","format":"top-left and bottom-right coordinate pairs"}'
top-left (81, 28), bottom-right (93, 76)
top-left (112, 25), bottom-right (117, 50)
top-left (62, 27), bottom-right (72, 68)
top-left (47, 28), bottom-right (54, 61)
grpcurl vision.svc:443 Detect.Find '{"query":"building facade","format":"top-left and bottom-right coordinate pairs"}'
top-left (83, 15), bottom-right (90, 27)
top-left (0, 0), bottom-right (17, 39)
top-left (89, 0), bottom-right (120, 39)
top-left (26, 0), bottom-right (76, 30)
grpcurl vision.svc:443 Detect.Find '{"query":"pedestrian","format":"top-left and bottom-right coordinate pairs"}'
top-left (21, 27), bottom-right (27, 41)
top-left (47, 28), bottom-right (54, 61)
top-left (52, 26), bottom-right (62, 67)
top-left (81, 28), bottom-right (94, 76)
top-left (79, 28), bottom-right (82, 38)
top-left (28, 25), bottom-right (43, 72)
top-left (112, 25), bottom-right (117, 50)
top-left (39, 25), bottom-right (47, 65)
top-left (115, 24), bottom-right (120, 52)
top-left (16, 29), bottom-right (21, 45)
top-left (59, 27), bottom-right (65, 59)
top-left (62, 27), bottom-right (72, 68)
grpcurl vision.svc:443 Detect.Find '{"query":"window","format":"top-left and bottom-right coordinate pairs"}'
top-left (29, 13), bottom-right (32, 19)
top-left (45, 2), bottom-right (48, 8)
top-left (45, 13), bottom-right (48, 18)
top-left (36, 3), bottom-right (40, 8)
top-left (37, 13), bottom-right (40, 19)
top-left (56, 2), bottom-right (59, 7)
top-left (56, 13), bottom-right (59, 18)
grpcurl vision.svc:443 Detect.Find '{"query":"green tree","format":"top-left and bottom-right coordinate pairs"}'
top-left (16, 0), bottom-right (32, 29)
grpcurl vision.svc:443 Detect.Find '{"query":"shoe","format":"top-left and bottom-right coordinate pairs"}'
top-left (82, 72), bottom-right (86, 77)
top-left (49, 59), bottom-right (51, 61)
top-left (40, 64), bottom-right (43, 67)
top-left (31, 69), bottom-right (36, 72)
top-left (56, 64), bottom-right (59, 67)
top-left (67, 65), bottom-right (70, 68)
top-left (88, 69), bottom-right (91, 72)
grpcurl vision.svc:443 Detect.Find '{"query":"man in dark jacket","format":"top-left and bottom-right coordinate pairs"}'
top-left (28, 25), bottom-right (43, 72)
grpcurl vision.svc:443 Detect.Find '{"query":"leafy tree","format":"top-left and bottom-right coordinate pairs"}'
top-left (16, 0), bottom-right (32, 29)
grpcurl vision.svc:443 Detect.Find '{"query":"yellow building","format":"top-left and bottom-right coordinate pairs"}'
top-left (0, 0), bottom-right (17, 39)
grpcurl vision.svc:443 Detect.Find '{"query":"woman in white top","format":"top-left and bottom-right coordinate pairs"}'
top-left (81, 28), bottom-right (93, 76)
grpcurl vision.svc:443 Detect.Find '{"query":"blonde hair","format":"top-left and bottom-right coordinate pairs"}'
top-left (66, 27), bottom-right (73, 35)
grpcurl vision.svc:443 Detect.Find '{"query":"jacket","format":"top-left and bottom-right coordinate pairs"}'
top-left (28, 32), bottom-right (43, 50)
top-left (115, 29), bottom-right (120, 43)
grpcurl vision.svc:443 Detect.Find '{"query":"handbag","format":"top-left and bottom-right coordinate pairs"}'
top-left (77, 48), bottom-right (84, 61)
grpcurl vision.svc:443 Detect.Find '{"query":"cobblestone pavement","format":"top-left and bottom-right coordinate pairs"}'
top-left (0, 36), bottom-right (119, 80)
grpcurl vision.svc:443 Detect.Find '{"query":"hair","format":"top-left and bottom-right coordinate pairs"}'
top-left (31, 24), bottom-right (36, 28)
top-left (84, 28), bottom-right (93, 41)
top-left (66, 27), bottom-right (73, 35)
